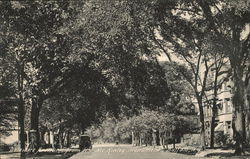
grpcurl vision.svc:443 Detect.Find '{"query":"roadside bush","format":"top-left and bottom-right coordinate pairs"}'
top-left (167, 148), bottom-right (198, 155)
top-left (214, 132), bottom-right (233, 148)
top-left (0, 144), bottom-right (11, 151)
top-left (86, 110), bottom-right (194, 145)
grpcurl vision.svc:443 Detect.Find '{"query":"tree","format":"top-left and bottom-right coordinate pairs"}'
top-left (1, 1), bottom-right (170, 151)
top-left (62, 0), bottom-right (173, 120)
top-left (161, 62), bottom-right (194, 115)
top-left (0, 77), bottom-right (17, 137)
top-left (128, 0), bottom-right (250, 152)
top-left (0, 15), bottom-right (26, 152)
top-left (192, 0), bottom-right (250, 154)
top-left (153, 16), bottom-right (212, 150)
top-left (39, 63), bottom-right (110, 147)
top-left (202, 37), bottom-right (230, 148)
top-left (109, 0), bottom-right (216, 149)
top-left (124, 110), bottom-right (194, 147)
top-left (0, 1), bottom-right (84, 152)
top-left (146, 0), bottom-right (249, 154)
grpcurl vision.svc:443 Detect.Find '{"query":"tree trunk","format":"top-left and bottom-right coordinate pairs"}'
top-left (156, 130), bottom-right (160, 146)
top-left (134, 132), bottom-right (140, 146)
top-left (159, 131), bottom-right (163, 146)
top-left (164, 131), bottom-right (168, 149)
top-left (172, 129), bottom-right (176, 149)
top-left (66, 130), bottom-right (71, 148)
top-left (232, 66), bottom-right (246, 155)
top-left (139, 133), bottom-right (142, 146)
top-left (17, 62), bottom-right (25, 152)
top-left (244, 77), bottom-right (250, 146)
top-left (210, 73), bottom-right (219, 148)
top-left (18, 96), bottom-right (25, 151)
top-left (40, 129), bottom-right (46, 147)
top-left (62, 131), bottom-right (68, 147)
top-left (51, 131), bottom-right (55, 150)
top-left (198, 97), bottom-right (206, 150)
top-left (210, 107), bottom-right (216, 148)
top-left (58, 125), bottom-right (63, 148)
top-left (30, 97), bottom-right (43, 152)
top-left (132, 131), bottom-right (135, 146)
top-left (233, 111), bottom-right (245, 155)
top-left (48, 130), bottom-right (51, 145)
top-left (59, 131), bottom-right (63, 148)
top-left (152, 130), bottom-right (156, 146)
top-left (210, 65), bottom-right (220, 149)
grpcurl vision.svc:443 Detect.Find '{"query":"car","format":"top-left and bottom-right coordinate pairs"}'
top-left (79, 135), bottom-right (92, 151)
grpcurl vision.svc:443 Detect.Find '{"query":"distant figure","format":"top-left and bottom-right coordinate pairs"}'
top-left (115, 141), bottom-right (119, 145)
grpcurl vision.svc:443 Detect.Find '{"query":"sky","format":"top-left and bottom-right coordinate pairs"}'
top-left (157, 54), bottom-right (168, 62)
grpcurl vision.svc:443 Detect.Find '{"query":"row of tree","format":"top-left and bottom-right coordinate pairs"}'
top-left (0, 0), bottom-right (249, 156)
top-left (86, 110), bottom-right (195, 148)
top-left (0, 0), bottom-right (172, 153)
top-left (80, 0), bottom-right (250, 154)
top-left (146, 0), bottom-right (250, 154)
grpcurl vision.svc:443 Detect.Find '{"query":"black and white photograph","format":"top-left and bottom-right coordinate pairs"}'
top-left (0, 0), bottom-right (250, 158)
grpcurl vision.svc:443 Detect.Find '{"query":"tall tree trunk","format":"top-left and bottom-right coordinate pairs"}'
top-left (62, 131), bottom-right (68, 147)
top-left (52, 131), bottom-right (55, 150)
top-left (58, 124), bottom-right (63, 148)
top-left (17, 62), bottom-right (25, 153)
top-left (164, 131), bottom-right (168, 149)
top-left (139, 133), bottom-right (142, 146)
top-left (232, 66), bottom-right (246, 155)
top-left (18, 97), bottom-right (26, 159)
top-left (132, 131), bottom-right (135, 146)
top-left (173, 137), bottom-right (175, 149)
top-left (18, 95), bottom-right (25, 150)
top-left (245, 77), bottom-right (250, 146)
top-left (198, 97), bottom-right (206, 150)
top-left (152, 130), bottom-right (156, 146)
top-left (40, 129), bottom-right (46, 147)
top-left (156, 130), bottom-right (160, 146)
top-left (59, 131), bottom-right (63, 148)
top-left (210, 107), bottom-right (217, 148)
top-left (30, 97), bottom-right (43, 152)
top-left (48, 130), bottom-right (51, 145)
top-left (66, 130), bottom-right (71, 148)
top-left (210, 69), bottom-right (219, 148)
top-left (159, 131), bottom-right (163, 146)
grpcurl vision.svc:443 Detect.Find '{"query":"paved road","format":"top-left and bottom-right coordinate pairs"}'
top-left (70, 144), bottom-right (210, 159)
top-left (0, 152), bottom-right (20, 159)
top-left (70, 151), bottom-right (207, 159)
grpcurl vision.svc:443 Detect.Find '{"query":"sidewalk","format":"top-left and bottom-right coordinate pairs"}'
top-left (0, 152), bottom-right (20, 159)
top-left (0, 148), bottom-right (79, 159)
top-left (195, 149), bottom-right (234, 157)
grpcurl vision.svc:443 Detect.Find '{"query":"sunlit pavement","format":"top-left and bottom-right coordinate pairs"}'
top-left (69, 144), bottom-right (210, 159)
top-left (0, 149), bottom-right (78, 159)
top-left (0, 152), bottom-right (20, 159)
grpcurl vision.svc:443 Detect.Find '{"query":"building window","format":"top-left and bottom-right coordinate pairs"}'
top-left (217, 103), bottom-right (223, 114)
top-left (225, 98), bottom-right (231, 113)
top-left (194, 118), bottom-right (198, 125)
top-left (226, 121), bottom-right (231, 134)
top-left (190, 104), bottom-right (195, 114)
top-left (227, 121), bottom-right (231, 129)
top-left (224, 82), bottom-right (228, 91)
top-left (224, 78), bottom-right (230, 91)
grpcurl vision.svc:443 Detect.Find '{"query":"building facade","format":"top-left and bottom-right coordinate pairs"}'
top-left (203, 64), bottom-right (233, 140)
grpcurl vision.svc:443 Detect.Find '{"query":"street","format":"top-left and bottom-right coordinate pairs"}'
top-left (69, 144), bottom-right (209, 159)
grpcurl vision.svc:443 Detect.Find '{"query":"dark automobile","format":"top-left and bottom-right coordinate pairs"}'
top-left (79, 135), bottom-right (92, 150)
